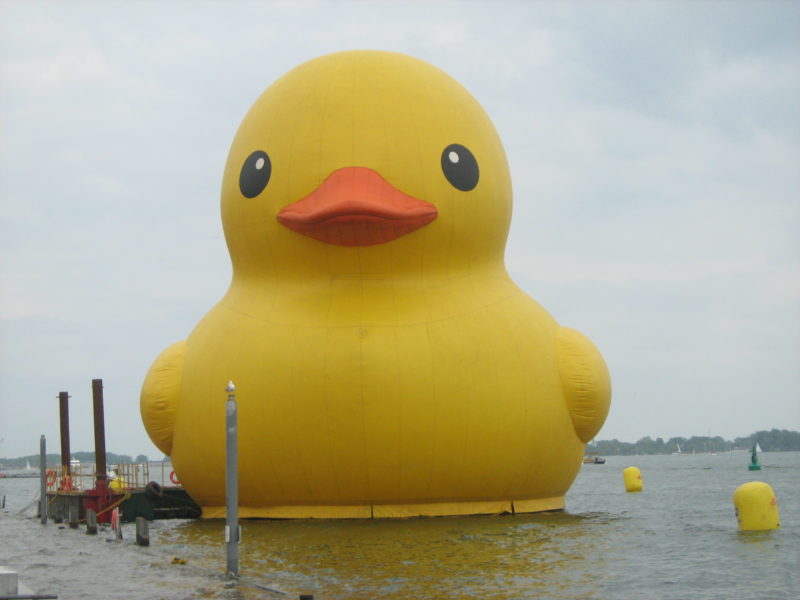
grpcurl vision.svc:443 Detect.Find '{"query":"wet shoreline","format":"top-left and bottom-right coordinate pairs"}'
top-left (0, 511), bottom-right (287, 600)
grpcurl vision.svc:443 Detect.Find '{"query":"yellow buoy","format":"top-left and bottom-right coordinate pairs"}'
top-left (733, 481), bottom-right (780, 531)
top-left (623, 466), bottom-right (643, 492)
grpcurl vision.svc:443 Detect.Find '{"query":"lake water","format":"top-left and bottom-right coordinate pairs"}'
top-left (2, 451), bottom-right (798, 599)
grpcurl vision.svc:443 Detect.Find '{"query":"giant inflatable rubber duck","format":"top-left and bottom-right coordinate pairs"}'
top-left (141, 50), bottom-right (611, 518)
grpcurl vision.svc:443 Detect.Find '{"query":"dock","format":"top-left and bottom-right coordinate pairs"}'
top-left (43, 462), bottom-right (200, 524)
top-left (45, 486), bottom-right (200, 524)
top-left (28, 380), bottom-right (202, 526)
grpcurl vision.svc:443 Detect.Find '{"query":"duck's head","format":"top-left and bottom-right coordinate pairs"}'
top-left (221, 50), bottom-right (512, 280)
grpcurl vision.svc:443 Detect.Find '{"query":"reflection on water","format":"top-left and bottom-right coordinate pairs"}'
top-left (169, 512), bottom-right (619, 599)
top-left (159, 452), bottom-right (799, 600)
top-left (3, 452), bottom-right (798, 599)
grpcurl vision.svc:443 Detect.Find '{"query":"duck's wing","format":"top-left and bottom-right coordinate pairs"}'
top-left (555, 327), bottom-right (611, 443)
top-left (140, 340), bottom-right (185, 456)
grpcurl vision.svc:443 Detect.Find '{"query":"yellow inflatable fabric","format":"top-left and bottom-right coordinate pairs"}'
top-left (140, 50), bottom-right (611, 518)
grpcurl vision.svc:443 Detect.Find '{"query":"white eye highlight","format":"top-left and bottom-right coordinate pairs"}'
top-left (255, 157), bottom-right (266, 170)
top-left (448, 151), bottom-right (460, 164)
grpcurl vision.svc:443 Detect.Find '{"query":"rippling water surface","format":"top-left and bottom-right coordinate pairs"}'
top-left (3, 451), bottom-right (798, 599)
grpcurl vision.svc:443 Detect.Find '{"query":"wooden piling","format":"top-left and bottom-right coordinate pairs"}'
top-left (68, 500), bottom-right (79, 529)
top-left (52, 496), bottom-right (63, 524)
top-left (86, 509), bottom-right (97, 535)
top-left (39, 435), bottom-right (47, 524)
top-left (135, 517), bottom-right (150, 546)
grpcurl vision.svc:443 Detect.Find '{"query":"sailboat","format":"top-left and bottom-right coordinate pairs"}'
top-left (23, 459), bottom-right (40, 474)
top-left (3, 460), bottom-right (40, 478)
top-left (672, 443), bottom-right (682, 455)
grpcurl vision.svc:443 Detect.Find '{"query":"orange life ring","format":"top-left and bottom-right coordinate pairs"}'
top-left (46, 469), bottom-right (56, 486)
top-left (169, 470), bottom-right (181, 485)
top-left (59, 476), bottom-right (73, 491)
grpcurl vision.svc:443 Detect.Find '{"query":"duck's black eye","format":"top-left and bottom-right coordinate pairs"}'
top-left (239, 150), bottom-right (272, 198)
top-left (441, 144), bottom-right (479, 191)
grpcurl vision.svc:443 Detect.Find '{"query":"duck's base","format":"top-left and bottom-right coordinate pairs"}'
top-left (200, 496), bottom-right (564, 519)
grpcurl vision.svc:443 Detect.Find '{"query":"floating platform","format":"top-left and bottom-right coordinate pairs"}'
top-left (42, 462), bottom-right (201, 523)
top-left (45, 486), bottom-right (200, 524)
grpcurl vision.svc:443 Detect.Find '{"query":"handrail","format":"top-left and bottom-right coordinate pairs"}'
top-left (45, 462), bottom-right (159, 492)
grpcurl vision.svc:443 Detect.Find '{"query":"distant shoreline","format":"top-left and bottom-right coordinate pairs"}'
top-left (588, 428), bottom-right (799, 455)
top-left (2, 429), bottom-right (798, 464)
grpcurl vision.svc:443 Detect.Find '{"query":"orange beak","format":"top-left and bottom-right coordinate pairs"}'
top-left (277, 167), bottom-right (438, 246)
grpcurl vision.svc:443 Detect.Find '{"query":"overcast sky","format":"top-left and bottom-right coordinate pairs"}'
top-left (1, 1), bottom-right (798, 459)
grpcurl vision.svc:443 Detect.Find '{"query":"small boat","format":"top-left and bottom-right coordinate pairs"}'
top-left (583, 453), bottom-right (606, 464)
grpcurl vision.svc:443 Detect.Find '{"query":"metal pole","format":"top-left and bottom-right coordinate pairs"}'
top-left (58, 392), bottom-right (70, 475)
top-left (225, 381), bottom-right (239, 577)
top-left (39, 435), bottom-right (47, 524)
top-left (92, 379), bottom-right (107, 486)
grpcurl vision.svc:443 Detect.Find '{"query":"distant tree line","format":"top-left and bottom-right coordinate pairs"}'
top-left (589, 429), bottom-right (800, 456)
top-left (3, 430), bottom-right (799, 463)
top-left (0, 451), bottom-right (150, 467)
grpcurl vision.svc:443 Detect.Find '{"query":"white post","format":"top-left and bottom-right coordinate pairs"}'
top-left (225, 381), bottom-right (239, 577)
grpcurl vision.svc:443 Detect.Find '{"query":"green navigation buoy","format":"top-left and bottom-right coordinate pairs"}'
top-left (748, 444), bottom-right (761, 471)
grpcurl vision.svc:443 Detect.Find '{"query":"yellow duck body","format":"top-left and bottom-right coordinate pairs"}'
top-left (141, 50), bottom-right (611, 518)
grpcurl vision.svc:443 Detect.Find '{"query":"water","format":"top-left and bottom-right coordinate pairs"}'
top-left (2, 452), bottom-right (798, 599)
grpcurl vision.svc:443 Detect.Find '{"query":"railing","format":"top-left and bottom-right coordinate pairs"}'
top-left (44, 462), bottom-right (179, 492)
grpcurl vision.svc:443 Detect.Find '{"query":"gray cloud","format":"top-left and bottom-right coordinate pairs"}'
top-left (1, 1), bottom-right (798, 457)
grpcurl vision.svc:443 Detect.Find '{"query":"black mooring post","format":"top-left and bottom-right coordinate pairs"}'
top-left (92, 379), bottom-right (107, 485)
top-left (58, 391), bottom-right (71, 475)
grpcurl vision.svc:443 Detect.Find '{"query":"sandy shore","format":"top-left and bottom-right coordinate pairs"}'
top-left (0, 510), bottom-right (290, 600)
